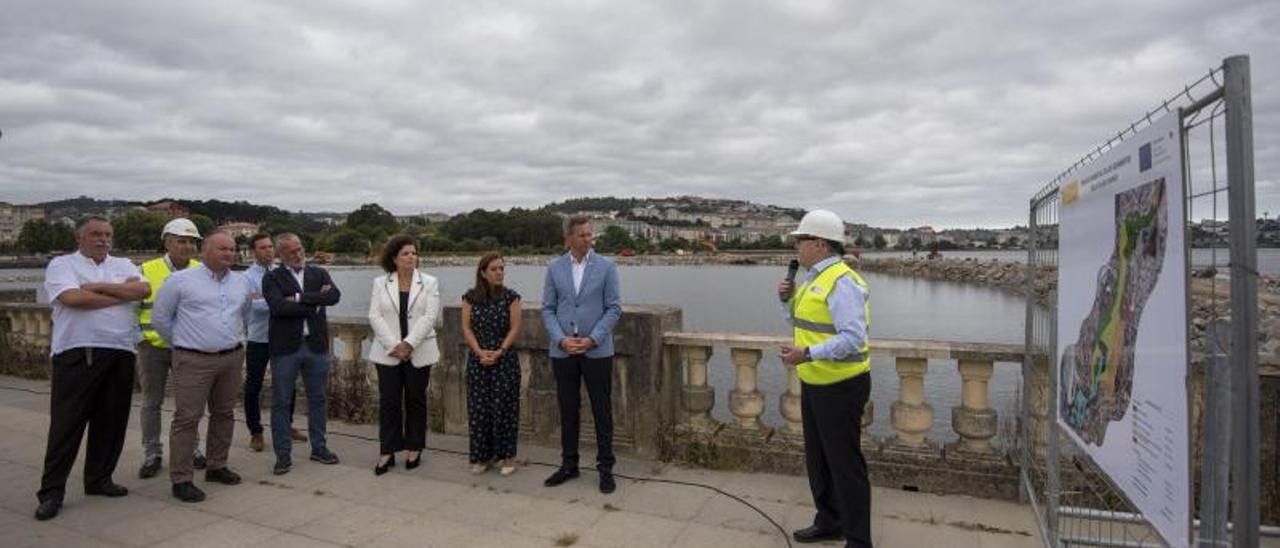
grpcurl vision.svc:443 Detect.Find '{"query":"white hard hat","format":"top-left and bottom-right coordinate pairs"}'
top-left (791, 209), bottom-right (845, 243)
top-left (162, 218), bottom-right (201, 239)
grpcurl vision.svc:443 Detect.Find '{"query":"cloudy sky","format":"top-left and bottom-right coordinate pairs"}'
top-left (1, 0), bottom-right (1276, 229)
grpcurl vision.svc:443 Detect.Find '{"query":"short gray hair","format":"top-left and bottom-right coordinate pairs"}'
top-left (274, 232), bottom-right (301, 248)
top-left (75, 215), bottom-right (110, 234)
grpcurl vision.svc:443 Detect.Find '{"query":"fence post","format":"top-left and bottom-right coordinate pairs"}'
top-left (1200, 320), bottom-right (1232, 546)
top-left (1224, 53), bottom-right (1259, 548)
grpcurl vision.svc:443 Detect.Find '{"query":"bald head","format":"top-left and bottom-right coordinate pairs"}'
top-left (202, 232), bottom-right (237, 274)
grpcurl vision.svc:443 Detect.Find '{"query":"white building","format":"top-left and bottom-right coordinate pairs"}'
top-left (0, 202), bottom-right (46, 243)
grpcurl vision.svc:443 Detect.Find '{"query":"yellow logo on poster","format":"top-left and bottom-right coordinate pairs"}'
top-left (1062, 180), bottom-right (1081, 205)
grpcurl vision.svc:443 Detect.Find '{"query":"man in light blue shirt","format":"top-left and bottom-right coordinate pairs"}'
top-left (151, 232), bottom-right (253, 503)
top-left (241, 233), bottom-right (302, 452)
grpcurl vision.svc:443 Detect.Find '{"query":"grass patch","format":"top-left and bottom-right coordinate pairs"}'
top-left (552, 532), bottom-right (580, 546)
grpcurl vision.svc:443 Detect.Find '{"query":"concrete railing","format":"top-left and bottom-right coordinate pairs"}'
top-left (665, 331), bottom-right (1033, 498)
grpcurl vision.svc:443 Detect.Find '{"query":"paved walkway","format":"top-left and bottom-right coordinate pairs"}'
top-left (0, 375), bottom-right (1041, 547)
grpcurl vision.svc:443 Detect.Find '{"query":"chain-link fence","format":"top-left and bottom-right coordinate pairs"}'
top-left (1020, 55), bottom-right (1261, 547)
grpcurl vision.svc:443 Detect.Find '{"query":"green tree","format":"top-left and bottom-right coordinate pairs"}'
top-left (112, 210), bottom-right (170, 252)
top-left (418, 234), bottom-right (456, 253)
top-left (190, 214), bottom-right (216, 239)
top-left (659, 237), bottom-right (688, 252)
top-left (258, 214), bottom-right (318, 250)
top-left (873, 234), bottom-right (887, 250)
top-left (318, 227), bottom-right (370, 254)
top-left (345, 203), bottom-right (398, 241)
top-left (17, 219), bottom-right (75, 254)
top-left (596, 225), bottom-right (636, 253)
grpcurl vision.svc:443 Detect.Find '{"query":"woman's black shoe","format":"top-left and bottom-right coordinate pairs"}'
top-left (405, 452), bottom-right (421, 470)
top-left (374, 454), bottom-right (395, 476)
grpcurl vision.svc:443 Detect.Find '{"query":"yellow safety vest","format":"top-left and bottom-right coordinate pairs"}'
top-left (790, 260), bottom-right (871, 385)
top-left (138, 256), bottom-right (199, 348)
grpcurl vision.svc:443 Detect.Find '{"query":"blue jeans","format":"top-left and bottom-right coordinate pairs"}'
top-left (270, 346), bottom-right (330, 456)
top-left (244, 342), bottom-right (294, 436)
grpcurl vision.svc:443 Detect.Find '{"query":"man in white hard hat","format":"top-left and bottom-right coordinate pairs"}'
top-left (136, 218), bottom-right (207, 479)
top-left (776, 209), bottom-right (873, 548)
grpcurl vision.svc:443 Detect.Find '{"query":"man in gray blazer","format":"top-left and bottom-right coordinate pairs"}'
top-left (541, 216), bottom-right (623, 493)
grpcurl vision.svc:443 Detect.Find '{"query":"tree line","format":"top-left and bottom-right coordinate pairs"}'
top-left (11, 201), bottom-right (798, 256)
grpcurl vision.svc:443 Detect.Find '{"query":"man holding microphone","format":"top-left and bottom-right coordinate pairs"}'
top-left (777, 209), bottom-right (873, 548)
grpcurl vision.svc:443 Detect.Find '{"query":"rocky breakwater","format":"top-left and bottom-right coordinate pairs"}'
top-left (853, 256), bottom-right (1280, 367)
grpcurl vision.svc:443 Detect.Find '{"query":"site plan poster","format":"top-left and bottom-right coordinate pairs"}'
top-left (1056, 112), bottom-right (1190, 548)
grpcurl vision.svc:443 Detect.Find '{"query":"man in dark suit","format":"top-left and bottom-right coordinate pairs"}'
top-left (261, 233), bottom-right (341, 475)
top-left (541, 216), bottom-right (623, 493)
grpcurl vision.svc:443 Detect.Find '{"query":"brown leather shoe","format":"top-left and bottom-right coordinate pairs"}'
top-left (290, 428), bottom-right (308, 442)
top-left (249, 434), bottom-right (264, 452)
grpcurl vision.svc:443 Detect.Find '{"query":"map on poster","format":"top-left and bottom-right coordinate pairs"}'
top-left (1056, 113), bottom-right (1190, 548)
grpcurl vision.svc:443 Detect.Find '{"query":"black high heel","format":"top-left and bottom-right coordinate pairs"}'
top-left (374, 454), bottom-right (395, 476)
top-left (405, 451), bottom-right (421, 470)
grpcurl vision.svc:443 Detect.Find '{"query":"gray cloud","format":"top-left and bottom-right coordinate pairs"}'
top-left (1, 0), bottom-right (1276, 228)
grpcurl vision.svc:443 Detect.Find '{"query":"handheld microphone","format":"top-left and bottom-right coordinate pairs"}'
top-left (786, 259), bottom-right (800, 284)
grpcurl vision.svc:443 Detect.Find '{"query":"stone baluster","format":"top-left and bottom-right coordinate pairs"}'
top-left (779, 364), bottom-right (803, 436)
top-left (4, 311), bottom-right (20, 346)
top-left (951, 359), bottom-right (997, 454)
top-left (18, 310), bottom-right (34, 346)
top-left (36, 310), bottom-right (51, 354)
top-left (728, 347), bottom-right (765, 431)
top-left (890, 357), bottom-right (933, 448)
top-left (681, 345), bottom-right (716, 431)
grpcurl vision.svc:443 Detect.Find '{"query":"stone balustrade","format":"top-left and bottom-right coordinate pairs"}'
top-left (5, 299), bottom-right (1279, 509)
top-left (0, 303), bottom-right (52, 377)
top-left (663, 331), bottom-right (1028, 497)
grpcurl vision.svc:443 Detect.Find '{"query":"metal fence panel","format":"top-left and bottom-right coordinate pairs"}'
top-left (1021, 55), bottom-right (1258, 547)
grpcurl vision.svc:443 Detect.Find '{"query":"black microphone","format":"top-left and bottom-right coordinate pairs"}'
top-left (781, 259), bottom-right (800, 303)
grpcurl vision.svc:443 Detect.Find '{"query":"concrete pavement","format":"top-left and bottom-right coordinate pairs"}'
top-left (0, 375), bottom-right (1041, 547)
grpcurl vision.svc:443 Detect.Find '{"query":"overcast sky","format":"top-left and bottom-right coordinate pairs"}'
top-left (1, 0), bottom-right (1276, 229)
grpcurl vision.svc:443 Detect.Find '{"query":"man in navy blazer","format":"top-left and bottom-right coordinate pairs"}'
top-left (541, 216), bottom-right (623, 493)
top-left (261, 233), bottom-right (342, 475)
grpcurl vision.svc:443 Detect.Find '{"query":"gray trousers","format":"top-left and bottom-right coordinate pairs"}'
top-left (138, 343), bottom-right (203, 460)
top-left (170, 347), bottom-right (243, 483)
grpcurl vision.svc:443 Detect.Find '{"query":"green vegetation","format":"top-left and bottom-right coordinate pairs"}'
top-left (16, 219), bottom-right (75, 254)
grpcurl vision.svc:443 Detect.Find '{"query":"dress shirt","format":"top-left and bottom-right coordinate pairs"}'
top-left (44, 251), bottom-right (144, 355)
top-left (152, 263), bottom-right (253, 352)
top-left (571, 249), bottom-right (592, 296)
top-left (288, 265), bottom-right (309, 336)
top-left (779, 255), bottom-right (868, 361)
top-left (244, 261), bottom-right (273, 343)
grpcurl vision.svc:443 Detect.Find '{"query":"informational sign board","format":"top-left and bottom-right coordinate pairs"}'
top-left (1056, 113), bottom-right (1190, 548)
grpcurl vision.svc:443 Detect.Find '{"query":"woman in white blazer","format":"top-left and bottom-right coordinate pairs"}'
top-left (367, 235), bottom-right (441, 475)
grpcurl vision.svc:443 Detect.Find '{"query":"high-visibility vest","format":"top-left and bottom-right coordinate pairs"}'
top-left (138, 256), bottom-right (198, 348)
top-left (790, 260), bottom-right (871, 385)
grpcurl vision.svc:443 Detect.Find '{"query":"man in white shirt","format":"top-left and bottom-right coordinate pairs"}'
top-left (35, 216), bottom-right (150, 521)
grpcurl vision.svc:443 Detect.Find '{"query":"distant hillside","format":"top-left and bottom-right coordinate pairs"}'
top-left (38, 196), bottom-right (133, 215)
